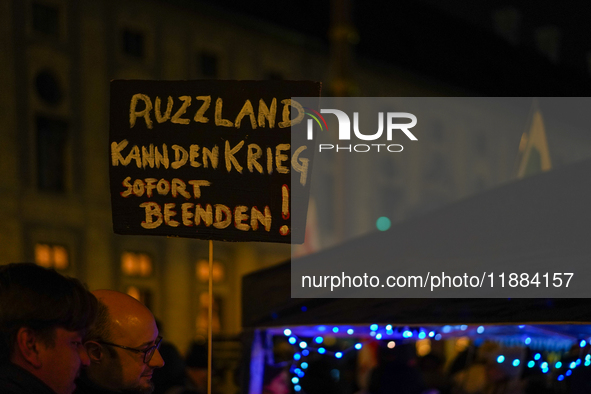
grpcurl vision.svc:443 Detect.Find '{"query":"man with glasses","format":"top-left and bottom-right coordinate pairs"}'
top-left (75, 290), bottom-right (165, 394)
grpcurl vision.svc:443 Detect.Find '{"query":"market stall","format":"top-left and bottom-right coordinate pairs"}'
top-left (241, 158), bottom-right (591, 393)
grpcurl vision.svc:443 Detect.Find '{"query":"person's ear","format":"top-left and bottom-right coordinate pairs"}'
top-left (15, 327), bottom-right (42, 368)
top-left (84, 341), bottom-right (104, 363)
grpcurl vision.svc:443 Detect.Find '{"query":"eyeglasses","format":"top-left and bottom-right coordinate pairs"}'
top-left (98, 336), bottom-right (163, 363)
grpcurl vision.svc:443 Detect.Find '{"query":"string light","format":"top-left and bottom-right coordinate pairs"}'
top-left (512, 359), bottom-right (520, 367)
top-left (497, 355), bottom-right (505, 363)
top-left (302, 350), bottom-right (309, 356)
top-left (284, 329), bottom-right (292, 336)
top-left (355, 343), bottom-right (362, 350)
top-left (301, 362), bottom-right (308, 369)
top-left (477, 326), bottom-right (485, 334)
top-left (335, 352), bottom-right (343, 359)
top-left (370, 324), bottom-right (378, 331)
top-left (347, 329), bottom-right (354, 335)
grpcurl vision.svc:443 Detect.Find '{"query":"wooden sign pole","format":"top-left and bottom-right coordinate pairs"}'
top-left (208, 240), bottom-right (213, 394)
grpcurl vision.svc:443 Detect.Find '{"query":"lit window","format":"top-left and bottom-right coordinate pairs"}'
top-left (196, 292), bottom-right (221, 335)
top-left (121, 252), bottom-right (153, 277)
top-left (126, 286), bottom-right (153, 309)
top-left (196, 260), bottom-right (224, 283)
top-left (35, 243), bottom-right (69, 270)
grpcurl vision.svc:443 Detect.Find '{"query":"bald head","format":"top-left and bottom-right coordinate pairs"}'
top-left (83, 290), bottom-right (164, 393)
top-left (89, 290), bottom-right (157, 345)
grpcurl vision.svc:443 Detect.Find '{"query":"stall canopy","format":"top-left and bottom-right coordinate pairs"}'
top-left (242, 157), bottom-right (591, 329)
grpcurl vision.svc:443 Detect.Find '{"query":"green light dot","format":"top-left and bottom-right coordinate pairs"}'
top-left (376, 217), bottom-right (391, 231)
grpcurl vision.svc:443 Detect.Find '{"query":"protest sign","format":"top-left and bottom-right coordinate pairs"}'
top-left (109, 80), bottom-right (320, 243)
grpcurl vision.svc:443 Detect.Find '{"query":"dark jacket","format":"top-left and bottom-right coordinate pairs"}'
top-left (73, 374), bottom-right (122, 394)
top-left (0, 362), bottom-right (57, 394)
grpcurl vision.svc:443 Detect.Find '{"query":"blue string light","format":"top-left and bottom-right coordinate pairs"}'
top-left (525, 337), bottom-right (531, 345)
top-left (347, 329), bottom-right (354, 335)
top-left (294, 353), bottom-right (301, 360)
top-left (429, 331), bottom-right (436, 337)
top-left (581, 340), bottom-right (587, 348)
top-left (497, 355), bottom-right (505, 363)
top-left (418, 332), bottom-right (426, 339)
top-left (318, 347), bottom-right (326, 354)
top-left (301, 362), bottom-right (308, 369)
top-left (541, 362), bottom-right (548, 369)
top-left (292, 377), bottom-right (299, 384)
top-left (370, 324), bottom-right (378, 331)
top-left (355, 343), bottom-right (363, 350)
top-left (289, 337), bottom-right (297, 345)
top-left (555, 361), bottom-right (562, 369)
top-left (284, 329), bottom-right (292, 336)
top-left (299, 341), bottom-right (307, 349)
top-left (566, 370), bottom-right (572, 376)
top-left (294, 385), bottom-right (301, 392)
top-left (512, 359), bottom-right (520, 367)
top-left (333, 327), bottom-right (339, 333)
top-left (335, 352), bottom-right (343, 359)
top-left (569, 362), bottom-right (576, 369)
top-left (386, 325), bottom-right (392, 331)
top-left (557, 375), bottom-right (564, 381)
top-left (315, 337), bottom-right (323, 344)
top-left (376, 333), bottom-right (382, 340)
top-left (302, 350), bottom-right (309, 356)
top-left (534, 353), bottom-right (541, 360)
top-left (477, 326), bottom-right (484, 334)
top-left (528, 361), bottom-right (535, 368)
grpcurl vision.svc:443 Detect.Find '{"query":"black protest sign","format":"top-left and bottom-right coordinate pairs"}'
top-left (109, 80), bottom-right (320, 243)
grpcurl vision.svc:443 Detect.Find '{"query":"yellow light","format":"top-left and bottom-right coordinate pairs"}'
top-left (127, 286), bottom-right (141, 301)
top-left (416, 339), bottom-right (431, 356)
top-left (52, 245), bottom-right (69, 270)
top-left (35, 244), bottom-right (51, 267)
